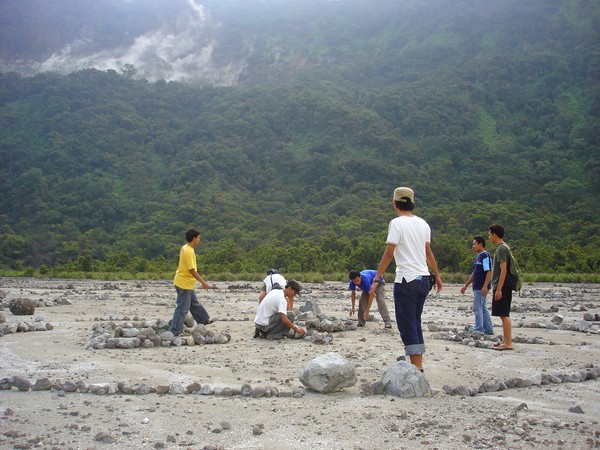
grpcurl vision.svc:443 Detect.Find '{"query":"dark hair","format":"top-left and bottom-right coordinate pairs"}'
top-left (488, 224), bottom-right (505, 239)
top-left (348, 270), bottom-right (361, 280)
top-left (185, 229), bottom-right (200, 242)
top-left (473, 235), bottom-right (486, 247)
top-left (394, 199), bottom-right (415, 211)
top-left (285, 279), bottom-right (302, 294)
top-left (267, 268), bottom-right (280, 275)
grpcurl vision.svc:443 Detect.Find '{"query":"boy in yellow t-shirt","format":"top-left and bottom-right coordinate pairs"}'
top-left (169, 229), bottom-right (212, 336)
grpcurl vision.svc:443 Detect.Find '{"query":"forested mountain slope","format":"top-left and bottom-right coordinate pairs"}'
top-left (0, 0), bottom-right (598, 275)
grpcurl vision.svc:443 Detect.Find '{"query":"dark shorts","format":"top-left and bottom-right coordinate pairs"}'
top-left (491, 287), bottom-right (512, 317)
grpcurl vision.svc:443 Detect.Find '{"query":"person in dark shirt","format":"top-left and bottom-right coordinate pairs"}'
top-left (460, 235), bottom-right (494, 335)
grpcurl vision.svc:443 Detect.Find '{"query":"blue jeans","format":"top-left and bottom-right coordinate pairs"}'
top-left (394, 277), bottom-right (430, 356)
top-left (472, 290), bottom-right (494, 334)
top-left (169, 286), bottom-right (210, 335)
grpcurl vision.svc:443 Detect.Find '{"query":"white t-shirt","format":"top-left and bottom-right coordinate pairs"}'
top-left (254, 289), bottom-right (288, 326)
top-left (263, 273), bottom-right (287, 292)
top-left (386, 215), bottom-right (431, 283)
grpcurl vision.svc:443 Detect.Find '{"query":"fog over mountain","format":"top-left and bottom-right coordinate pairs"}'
top-left (5, 0), bottom-right (552, 86)
top-left (0, 0), bottom-right (253, 84)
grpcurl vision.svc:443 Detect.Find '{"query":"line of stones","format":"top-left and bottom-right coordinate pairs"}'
top-left (0, 376), bottom-right (306, 398)
top-left (441, 364), bottom-right (600, 396)
top-left (0, 319), bottom-right (53, 335)
top-left (3, 363), bottom-right (598, 398)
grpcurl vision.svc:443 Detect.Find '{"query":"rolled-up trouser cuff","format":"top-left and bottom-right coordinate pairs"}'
top-left (405, 343), bottom-right (426, 356)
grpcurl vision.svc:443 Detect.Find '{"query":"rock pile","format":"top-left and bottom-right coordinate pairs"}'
top-left (88, 321), bottom-right (231, 349)
top-left (0, 313), bottom-right (53, 336)
top-left (429, 328), bottom-right (498, 348)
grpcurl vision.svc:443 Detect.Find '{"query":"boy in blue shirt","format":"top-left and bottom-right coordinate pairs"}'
top-left (460, 235), bottom-right (494, 335)
top-left (348, 269), bottom-right (392, 329)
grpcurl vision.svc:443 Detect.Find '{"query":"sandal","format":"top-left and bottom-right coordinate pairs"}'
top-left (493, 343), bottom-right (513, 351)
top-left (384, 323), bottom-right (392, 329)
top-left (206, 319), bottom-right (215, 325)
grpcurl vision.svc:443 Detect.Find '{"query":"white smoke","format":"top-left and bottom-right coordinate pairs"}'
top-left (39, 0), bottom-right (240, 84)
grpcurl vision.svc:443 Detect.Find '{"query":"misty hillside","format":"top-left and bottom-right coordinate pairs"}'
top-left (3, 0), bottom-right (599, 86)
top-left (0, 0), bottom-right (599, 276)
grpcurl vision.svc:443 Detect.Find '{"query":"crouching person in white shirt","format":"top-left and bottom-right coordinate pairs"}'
top-left (254, 279), bottom-right (306, 339)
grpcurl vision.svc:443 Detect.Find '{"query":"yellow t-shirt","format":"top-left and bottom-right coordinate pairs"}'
top-left (173, 244), bottom-right (197, 290)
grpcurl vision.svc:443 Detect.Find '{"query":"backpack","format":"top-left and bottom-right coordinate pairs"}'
top-left (500, 243), bottom-right (522, 292)
top-left (266, 268), bottom-right (283, 290)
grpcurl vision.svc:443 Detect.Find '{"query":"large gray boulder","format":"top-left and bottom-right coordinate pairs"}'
top-left (299, 352), bottom-right (356, 393)
top-left (380, 361), bottom-right (431, 397)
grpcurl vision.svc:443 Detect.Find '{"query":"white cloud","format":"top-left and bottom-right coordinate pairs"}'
top-left (38, 0), bottom-right (241, 84)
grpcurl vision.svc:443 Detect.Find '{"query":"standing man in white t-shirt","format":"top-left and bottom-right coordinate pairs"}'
top-left (254, 279), bottom-right (306, 339)
top-left (371, 187), bottom-right (442, 372)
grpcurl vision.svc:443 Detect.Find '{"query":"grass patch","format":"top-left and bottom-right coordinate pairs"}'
top-left (1, 270), bottom-right (598, 284)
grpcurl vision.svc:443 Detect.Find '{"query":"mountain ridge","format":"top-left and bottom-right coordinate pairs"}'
top-left (0, 0), bottom-right (598, 275)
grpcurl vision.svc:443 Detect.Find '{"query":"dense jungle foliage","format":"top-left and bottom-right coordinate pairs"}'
top-left (0, 0), bottom-right (599, 279)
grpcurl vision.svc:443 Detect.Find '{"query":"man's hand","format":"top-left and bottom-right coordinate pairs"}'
top-left (349, 306), bottom-right (355, 316)
top-left (200, 280), bottom-right (209, 290)
top-left (363, 310), bottom-right (370, 321)
top-left (460, 285), bottom-right (467, 294)
top-left (294, 326), bottom-right (307, 337)
top-left (434, 276), bottom-right (443, 294)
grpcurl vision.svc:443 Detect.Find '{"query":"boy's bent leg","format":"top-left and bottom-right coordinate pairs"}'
top-left (357, 291), bottom-right (368, 326)
top-left (264, 313), bottom-right (290, 339)
top-left (189, 290), bottom-right (210, 324)
top-left (170, 287), bottom-right (192, 335)
top-left (375, 284), bottom-right (392, 325)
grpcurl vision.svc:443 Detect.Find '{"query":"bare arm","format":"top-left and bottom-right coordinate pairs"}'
top-left (189, 269), bottom-right (209, 290)
top-left (495, 261), bottom-right (507, 300)
top-left (461, 273), bottom-right (474, 294)
top-left (370, 243), bottom-right (395, 295)
top-left (349, 290), bottom-right (356, 316)
top-left (482, 270), bottom-right (491, 297)
top-left (280, 312), bottom-right (306, 336)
